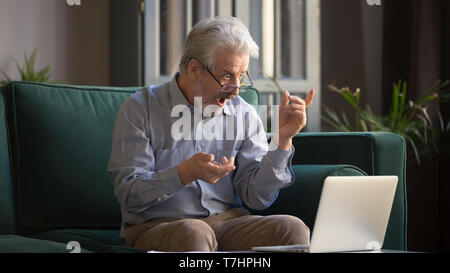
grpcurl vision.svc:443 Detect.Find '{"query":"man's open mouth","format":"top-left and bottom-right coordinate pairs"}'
top-left (217, 97), bottom-right (226, 107)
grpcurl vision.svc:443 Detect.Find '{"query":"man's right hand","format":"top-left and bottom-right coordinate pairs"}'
top-left (177, 153), bottom-right (236, 185)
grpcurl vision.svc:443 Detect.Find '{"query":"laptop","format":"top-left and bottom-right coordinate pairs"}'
top-left (252, 176), bottom-right (398, 253)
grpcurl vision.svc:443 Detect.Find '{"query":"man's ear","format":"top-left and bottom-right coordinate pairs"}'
top-left (187, 59), bottom-right (203, 80)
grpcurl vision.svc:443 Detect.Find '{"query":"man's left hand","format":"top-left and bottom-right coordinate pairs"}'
top-left (277, 89), bottom-right (315, 151)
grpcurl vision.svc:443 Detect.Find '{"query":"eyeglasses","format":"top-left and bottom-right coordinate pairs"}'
top-left (203, 63), bottom-right (254, 99)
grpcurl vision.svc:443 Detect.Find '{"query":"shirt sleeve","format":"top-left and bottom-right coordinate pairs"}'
top-left (107, 95), bottom-right (186, 214)
top-left (231, 109), bottom-right (295, 211)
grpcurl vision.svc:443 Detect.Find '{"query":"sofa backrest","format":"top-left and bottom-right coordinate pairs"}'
top-left (0, 87), bottom-right (15, 234)
top-left (4, 82), bottom-right (140, 233)
top-left (2, 81), bottom-right (260, 234)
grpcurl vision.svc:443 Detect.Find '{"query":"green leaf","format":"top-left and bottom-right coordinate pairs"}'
top-left (391, 80), bottom-right (400, 126)
top-left (322, 107), bottom-right (351, 132)
top-left (399, 81), bottom-right (407, 119)
top-left (25, 49), bottom-right (37, 81)
top-left (342, 91), bottom-right (359, 110)
top-left (411, 128), bottom-right (425, 145)
top-left (355, 88), bottom-right (361, 105)
top-left (15, 60), bottom-right (26, 80)
top-left (36, 65), bottom-right (52, 82)
top-left (359, 118), bottom-right (368, 132)
top-left (11, 49), bottom-right (53, 83)
top-left (321, 115), bottom-right (345, 131)
top-left (341, 111), bottom-right (352, 131)
top-left (324, 79), bottom-right (448, 167)
top-left (404, 134), bottom-right (421, 166)
top-left (1, 69), bottom-right (11, 83)
top-left (438, 111), bottom-right (445, 132)
top-left (415, 93), bottom-right (438, 105)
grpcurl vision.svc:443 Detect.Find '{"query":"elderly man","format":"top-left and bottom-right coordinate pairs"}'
top-left (107, 16), bottom-right (315, 252)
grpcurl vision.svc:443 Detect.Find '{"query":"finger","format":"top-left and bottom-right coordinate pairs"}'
top-left (222, 156), bottom-right (228, 165)
top-left (284, 104), bottom-right (305, 112)
top-left (205, 156), bottom-right (235, 174)
top-left (305, 89), bottom-right (315, 107)
top-left (228, 156), bottom-right (235, 166)
top-left (217, 161), bottom-right (236, 174)
top-left (206, 171), bottom-right (229, 183)
top-left (205, 162), bottom-right (223, 172)
top-left (280, 90), bottom-right (290, 107)
top-left (224, 156), bottom-right (236, 171)
top-left (208, 172), bottom-right (230, 184)
top-left (287, 109), bottom-right (305, 116)
top-left (210, 161), bottom-right (222, 167)
top-left (197, 153), bottom-right (215, 162)
top-left (288, 95), bottom-right (306, 106)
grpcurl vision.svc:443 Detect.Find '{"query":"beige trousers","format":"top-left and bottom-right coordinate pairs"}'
top-left (125, 207), bottom-right (310, 252)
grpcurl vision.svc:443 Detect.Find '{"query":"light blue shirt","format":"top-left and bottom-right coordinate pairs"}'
top-left (107, 75), bottom-right (295, 238)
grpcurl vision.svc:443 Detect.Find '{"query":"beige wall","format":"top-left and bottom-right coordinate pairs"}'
top-left (0, 0), bottom-right (110, 86)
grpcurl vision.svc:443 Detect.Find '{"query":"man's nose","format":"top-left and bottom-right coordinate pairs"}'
top-left (230, 79), bottom-right (240, 96)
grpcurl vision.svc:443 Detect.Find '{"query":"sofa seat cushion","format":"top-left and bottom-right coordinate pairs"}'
top-left (0, 235), bottom-right (92, 253)
top-left (33, 229), bottom-right (143, 253)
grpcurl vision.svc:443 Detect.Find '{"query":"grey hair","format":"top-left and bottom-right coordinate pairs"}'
top-left (179, 16), bottom-right (259, 71)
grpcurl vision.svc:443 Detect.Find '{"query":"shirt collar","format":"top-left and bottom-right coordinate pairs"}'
top-left (222, 101), bottom-right (234, 116)
top-left (169, 73), bottom-right (191, 109)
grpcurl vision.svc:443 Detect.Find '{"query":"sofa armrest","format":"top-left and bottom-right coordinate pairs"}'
top-left (290, 132), bottom-right (407, 251)
top-left (0, 86), bottom-right (16, 235)
top-left (291, 132), bottom-right (405, 177)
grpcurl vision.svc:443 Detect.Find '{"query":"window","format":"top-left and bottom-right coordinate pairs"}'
top-left (144, 0), bottom-right (321, 131)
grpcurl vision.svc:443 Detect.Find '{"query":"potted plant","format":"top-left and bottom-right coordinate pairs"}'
top-left (322, 80), bottom-right (450, 167)
top-left (1, 48), bottom-right (55, 86)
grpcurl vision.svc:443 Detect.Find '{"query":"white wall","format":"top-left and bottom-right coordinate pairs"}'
top-left (0, 0), bottom-right (110, 86)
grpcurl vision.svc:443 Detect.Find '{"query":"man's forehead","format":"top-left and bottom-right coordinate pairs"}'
top-left (213, 50), bottom-right (249, 72)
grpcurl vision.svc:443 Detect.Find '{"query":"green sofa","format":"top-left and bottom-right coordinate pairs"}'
top-left (0, 81), bottom-right (407, 253)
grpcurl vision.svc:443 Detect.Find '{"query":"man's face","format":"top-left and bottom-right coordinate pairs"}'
top-left (197, 49), bottom-right (250, 109)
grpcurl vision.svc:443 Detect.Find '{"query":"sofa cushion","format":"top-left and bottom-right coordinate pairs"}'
top-left (5, 82), bottom-right (140, 231)
top-left (255, 164), bottom-right (367, 230)
top-left (0, 87), bottom-right (15, 234)
top-left (33, 229), bottom-right (143, 253)
top-left (238, 87), bottom-right (260, 113)
top-left (0, 235), bottom-right (92, 253)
